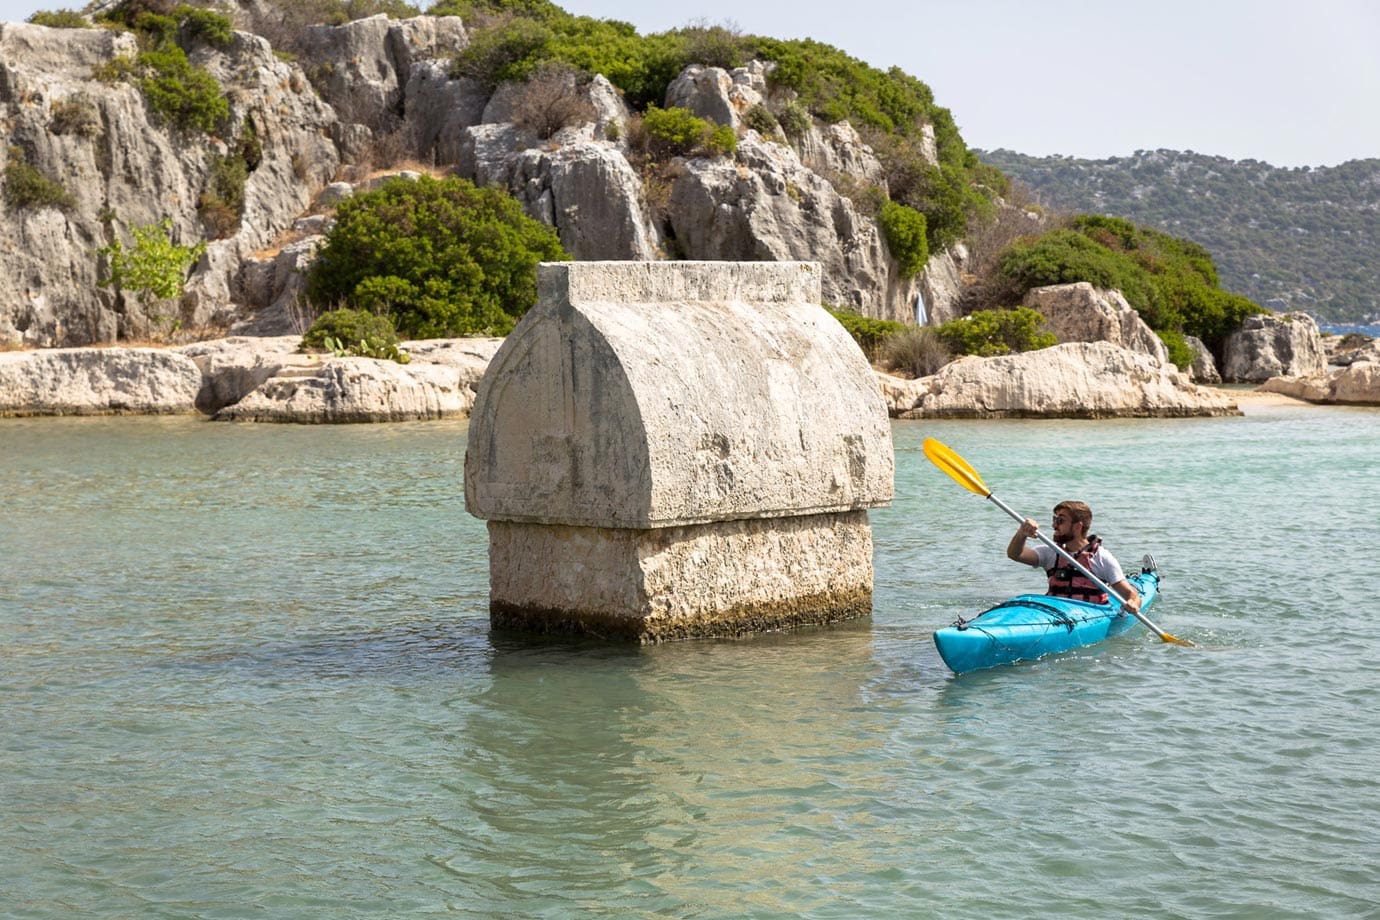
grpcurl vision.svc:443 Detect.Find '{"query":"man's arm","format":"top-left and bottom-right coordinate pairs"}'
top-left (1007, 518), bottom-right (1042, 566)
top-left (1109, 578), bottom-right (1141, 613)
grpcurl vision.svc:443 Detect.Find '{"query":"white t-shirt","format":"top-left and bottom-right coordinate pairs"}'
top-left (1033, 542), bottom-right (1126, 586)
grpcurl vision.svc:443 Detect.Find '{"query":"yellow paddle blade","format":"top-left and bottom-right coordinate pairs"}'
top-left (1160, 631), bottom-right (1195, 647)
top-left (922, 438), bottom-right (991, 497)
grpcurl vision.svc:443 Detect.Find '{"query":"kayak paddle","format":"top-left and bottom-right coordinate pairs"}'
top-left (922, 437), bottom-right (1194, 648)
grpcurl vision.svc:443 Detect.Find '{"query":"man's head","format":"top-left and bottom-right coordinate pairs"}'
top-left (1052, 500), bottom-right (1093, 545)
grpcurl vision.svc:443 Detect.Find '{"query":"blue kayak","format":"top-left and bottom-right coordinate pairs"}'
top-left (933, 567), bottom-right (1161, 674)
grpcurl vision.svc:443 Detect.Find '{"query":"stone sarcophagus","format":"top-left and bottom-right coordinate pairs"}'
top-left (464, 261), bottom-right (893, 642)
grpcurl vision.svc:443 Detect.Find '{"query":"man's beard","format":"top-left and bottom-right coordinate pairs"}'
top-left (1055, 532), bottom-right (1073, 547)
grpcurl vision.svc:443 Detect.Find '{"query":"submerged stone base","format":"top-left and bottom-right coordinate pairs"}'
top-left (487, 511), bottom-right (874, 642)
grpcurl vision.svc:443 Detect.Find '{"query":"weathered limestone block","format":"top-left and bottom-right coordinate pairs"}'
top-left (487, 512), bottom-right (874, 642)
top-left (665, 63), bottom-right (767, 131)
top-left (1260, 360), bottom-right (1380, 405)
top-left (465, 261), bottom-right (893, 641)
top-left (1222, 312), bottom-right (1326, 383)
top-left (667, 136), bottom-right (919, 321)
top-left (1023, 282), bottom-right (1169, 364)
top-left (899, 341), bottom-right (1240, 419)
top-left (1186, 334), bottom-right (1221, 383)
top-left (176, 335), bottom-right (304, 413)
top-left (212, 355), bottom-right (475, 422)
top-left (0, 347), bottom-right (202, 416)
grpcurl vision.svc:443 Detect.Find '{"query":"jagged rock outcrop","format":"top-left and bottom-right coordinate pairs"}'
top-left (667, 135), bottom-right (920, 320)
top-left (0, 19), bottom-right (338, 346)
top-left (297, 13), bottom-right (467, 145)
top-left (177, 334), bottom-right (305, 412)
top-left (1221, 312), bottom-right (1326, 383)
top-left (1023, 282), bottom-right (1169, 364)
top-left (1, 7), bottom-right (956, 347)
top-left (1185, 334), bottom-right (1221, 383)
top-left (1259, 358), bottom-right (1380, 405)
top-left (510, 143), bottom-right (661, 260)
top-left (883, 342), bottom-right (1239, 419)
top-left (665, 62), bottom-right (769, 133)
top-left (1324, 333), bottom-right (1380, 367)
top-left (918, 244), bottom-right (965, 325)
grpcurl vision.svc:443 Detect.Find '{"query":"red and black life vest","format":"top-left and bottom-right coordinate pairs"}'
top-left (1046, 536), bottom-right (1108, 604)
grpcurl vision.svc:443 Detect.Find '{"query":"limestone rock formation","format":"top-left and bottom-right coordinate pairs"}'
top-left (667, 135), bottom-right (920, 321)
top-left (0, 19), bottom-right (338, 346)
top-left (212, 335), bottom-right (500, 422)
top-left (0, 334), bottom-right (503, 420)
top-left (1, 10), bottom-right (953, 348)
top-left (212, 355), bottom-right (475, 422)
top-left (297, 13), bottom-right (467, 144)
top-left (665, 62), bottom-right (769, 132)
top-left (1185, 334), bottom-right (1222, 383)
top-left (1221, 312), bottom-right (1326, 383)
top-left (0, 346), bottom-right (202, 415)
top-left (1259, 357), bottom-right (1380, 405)
top-left (887, 342), bottom-right (1239, 419)
top-left (1023, 282), bottom-right (1169, 364)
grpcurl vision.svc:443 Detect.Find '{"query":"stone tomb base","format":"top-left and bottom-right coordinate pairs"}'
top-left (487, 511), bottom-right (874, 642)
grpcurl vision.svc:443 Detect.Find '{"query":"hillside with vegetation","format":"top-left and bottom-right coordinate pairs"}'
top-left (977, 148), bottom-right (1380, 323)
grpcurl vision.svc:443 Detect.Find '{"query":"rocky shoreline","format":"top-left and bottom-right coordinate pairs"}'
top-left (5, 305), bottom-right (1373, 422)
top-left (0, 333), bottom-right (1254, 423)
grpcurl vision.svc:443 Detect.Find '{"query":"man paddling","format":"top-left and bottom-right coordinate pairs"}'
top-left (1007, 501), bottom-right (1142, 613)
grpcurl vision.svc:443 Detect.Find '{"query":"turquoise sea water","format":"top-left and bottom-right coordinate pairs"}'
top-left (3, 403), bottom-right (1379, 919)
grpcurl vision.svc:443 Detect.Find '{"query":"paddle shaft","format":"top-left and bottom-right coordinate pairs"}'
top-left (987, 492), bottom-right (1175, 639)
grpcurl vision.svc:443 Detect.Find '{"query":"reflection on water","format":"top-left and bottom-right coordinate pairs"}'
top-left (3, 408), bottom-right (1380, 918)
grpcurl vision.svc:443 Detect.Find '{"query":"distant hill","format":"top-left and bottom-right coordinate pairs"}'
top-left (977, 149), bottom-right (1380, 323)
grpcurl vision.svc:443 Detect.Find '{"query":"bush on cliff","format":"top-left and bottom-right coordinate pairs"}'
top-left (878, 201), bottom-right (929, 277)
top-left (27, 9), bottom-right (90, 27)
top-left (91, 3), bottom-right (235, 134)
top-left (935, 307), bottom-right (1056, 358)
top-left (632, 106), bottom-right (736, 159)
top-left (999, 214), bottom-right (1265, 357)
top-left (97, 218), bottom-right (207, 333)
top-left (302, 308), bottom-right (411, 363)
top-left (438, 0), bottom-right (997, 252)
top-left (306, 175), bottom-right (569, 338)
top-left (4, 147), bottom-right (76, 211)
top-left (826, 308), bottom-right (906, 361)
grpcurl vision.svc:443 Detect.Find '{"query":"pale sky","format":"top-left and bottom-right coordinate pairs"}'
top-left (4, 0), bottom-right (1377, 167)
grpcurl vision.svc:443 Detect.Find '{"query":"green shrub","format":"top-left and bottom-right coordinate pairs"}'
top-left (450, 15), bottom-right (556, 88)
top-left (880, 325), bottom-right (951, 377)
top-left (935, 307), bottom-right (1056, 357)
top-left (97, 217), bottom-right (206, 306)
top-left (176, 5), bottom-right (235, 47)
top-left (999, 216), bottom-right (1267, 355)
top-left (197, 124), bottom-right (260, 238)
top-left (306, 175), bottom-right (569, 338)
top-left (4, 147), bottom-right (76, 211)
top-left (637, 105), bottom-right (735, 159)
top-left (91, 4), bottom-right (231, 134)
top-left (137, 45), bottom-right (229, 133)
top-left (49, 96), bottom-right (102, 136)
top-left (878, 200), bottom-right (929, 276)
top-left (303, 308), bottom-right (410, 362)
top-left (27, 9), bottom-right (89, 27)
top-left (826, 308), bottom-right (906, 360)
top-left (1157, 329), bottom-right (1196, 370)
top-left (742, 103), bottom-right (780, 138)
top-left (776, 101), bottom-right (811, 140)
